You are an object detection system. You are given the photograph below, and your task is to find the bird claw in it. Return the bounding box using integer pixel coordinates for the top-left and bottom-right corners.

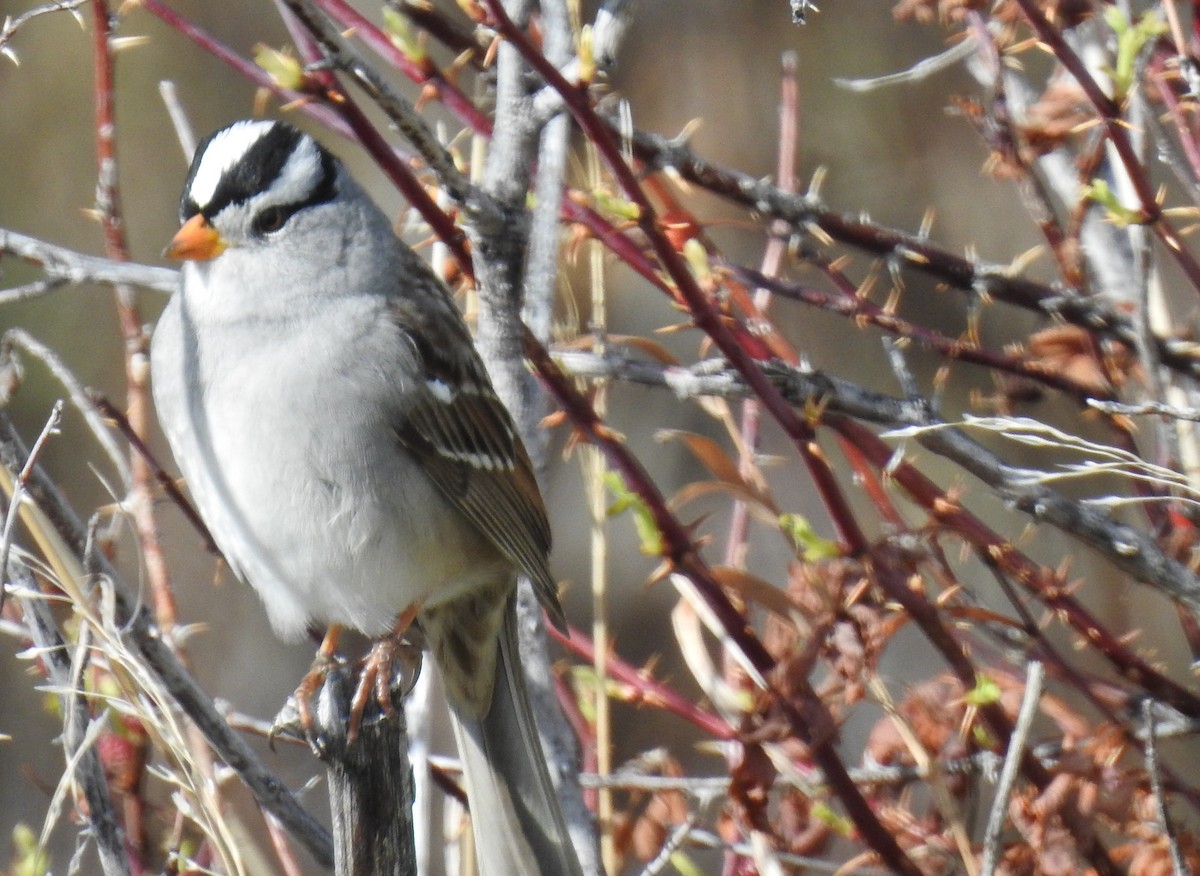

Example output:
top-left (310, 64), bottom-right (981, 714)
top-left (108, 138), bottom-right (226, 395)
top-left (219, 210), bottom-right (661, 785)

top-left (268, 636), bottom-right (423, 755)
top-left (269, 649), bottom-right (346, 756)
top-left (347, 636), bottom-right (422, 743)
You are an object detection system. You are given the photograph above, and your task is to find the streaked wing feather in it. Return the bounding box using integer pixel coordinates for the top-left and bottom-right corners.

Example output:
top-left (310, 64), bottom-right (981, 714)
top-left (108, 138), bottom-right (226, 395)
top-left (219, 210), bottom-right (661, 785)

top-left (389, 283), bottom-right (564, 628)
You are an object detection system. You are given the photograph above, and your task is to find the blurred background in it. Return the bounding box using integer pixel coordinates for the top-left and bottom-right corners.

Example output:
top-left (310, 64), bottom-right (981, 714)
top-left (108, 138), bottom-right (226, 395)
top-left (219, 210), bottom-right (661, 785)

top-left (1, 0), bottom-right (1181, 873)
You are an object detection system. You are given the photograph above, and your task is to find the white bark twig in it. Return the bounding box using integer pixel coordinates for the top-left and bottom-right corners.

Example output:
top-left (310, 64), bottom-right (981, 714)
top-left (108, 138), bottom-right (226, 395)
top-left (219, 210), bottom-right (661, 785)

top-left (0, 227), bottom-right (178, 296)
top-left (1088, 398), bottom-right (1200, 422)
top-left (639, 811), bottom-right (700, 876)
top-left (0, 400), bottom-right (63, 612)
top-left (981, 661), bottom-right (1045, 876)
top-left (158, 80), bottom-right (197, 160)
top-left (1142, 699), bottom-right (1190, 876)
top-left (2, 329), bottom-right (131, 488)
top-left (0, 0), bottom-right (86, 64)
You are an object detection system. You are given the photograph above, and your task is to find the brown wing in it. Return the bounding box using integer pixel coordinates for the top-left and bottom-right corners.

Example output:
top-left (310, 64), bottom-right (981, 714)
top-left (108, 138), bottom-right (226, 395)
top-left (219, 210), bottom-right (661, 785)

top-left (389, 280), bottom-right (565, 630)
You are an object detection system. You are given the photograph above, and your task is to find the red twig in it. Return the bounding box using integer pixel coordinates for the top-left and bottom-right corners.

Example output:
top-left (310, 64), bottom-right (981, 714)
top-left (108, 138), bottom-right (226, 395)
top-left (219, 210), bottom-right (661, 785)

top-left (274, 0), bottom-right (472, 273)
top-left (88, 0), bottom-right (165, 864)
top-left (731, 262), bottom-right (1117, 402)
top-left (481, 0), bottom-right (867, 559)
top-left (137, 0), bottom-right (349, 136)
top-left (1011, 0), bottom-right (1200, 296)
top-left (307, 0), bottom-right (493, 135)
top-left (831, 414), bottom-right (1200, 721)
top-left (522, 330), bottom-right (924, 876)
top-left (551, 624), bottom-right (735, 741)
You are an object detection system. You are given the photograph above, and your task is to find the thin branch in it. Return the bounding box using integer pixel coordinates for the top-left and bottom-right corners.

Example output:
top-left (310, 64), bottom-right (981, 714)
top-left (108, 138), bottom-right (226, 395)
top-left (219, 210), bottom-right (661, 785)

top-left (621, 127), bottom-right (1200, 382)
top-left (0, 227), bottom-right (178, 294)
top-left (981, 661), bottom-right (1045, 876)
top-left (306, 0), bottom-right (494, 135)
top-left (157, 80), bottom-right (196, 159)
top-left (138, 0), bottom-right (350, 135)
top-left (0, 0), bottom-right (86, 64)
top-left (0, 401), bottom-right (64, 613)
top-left (551, 623), bottom-right (734, 740)
top-left (6, 563), bottom-right (130, 876)
top-left (0, 410), bottom-right (336, 866)
top-left (889, 417), bottom-right (1200, 616)
top-left (2, 329), bottom-right (131, 488)
top-left (729, 262), bottom-right (1113, 402)
top-left (552, 348), bottom-right (923, 423)
top-left (639, 810), bottom-right (701, 876)
top-left (1087, 398), bottom-right (1200, 422)
top-left (89, 393), bottom-right (218, 556)
top-left (1142, 699), bottom-right (1190, 876)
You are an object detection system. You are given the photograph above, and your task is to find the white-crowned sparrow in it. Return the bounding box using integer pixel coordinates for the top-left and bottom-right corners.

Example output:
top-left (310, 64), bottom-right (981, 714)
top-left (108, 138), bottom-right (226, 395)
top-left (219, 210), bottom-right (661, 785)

top-left (150, 119), bottom-right (583, 875)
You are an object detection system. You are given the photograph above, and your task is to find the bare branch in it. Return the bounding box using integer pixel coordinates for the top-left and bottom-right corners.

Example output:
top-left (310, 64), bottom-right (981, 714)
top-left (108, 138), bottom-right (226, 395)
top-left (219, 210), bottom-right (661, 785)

top-left (0, 410), bottom-right (336, 867)
top-left (0, 0), bottom-right (86, 65)
top-left (1142, 699), bottom-right (1190, 876)
top-left (981, 661), bottom-right (1045, 876)
top-left (0, 228), bottom-right (178, 294)
top-left (6, 563), bottom-right (130, 876)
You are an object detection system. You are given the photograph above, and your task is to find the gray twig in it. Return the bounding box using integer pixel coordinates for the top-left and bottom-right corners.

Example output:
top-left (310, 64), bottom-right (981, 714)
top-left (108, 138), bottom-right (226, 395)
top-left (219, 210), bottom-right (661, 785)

top-left (981, 660), bottom-right (1044, 876)
top-left (158, 80), bottom-right (197, 160)
top-left (316, 664), bottom-right (417, 876)
top-left (1142, 699), bottom-right (1191, 876)
top-left (0, 410), bottom-right (335, 866)
top-left (0, 228), bottom-right (178, 295)
top-left (469, 1), bottom-right (599, 870)
top-left (519, 4), bottom-right (600, 867)
top-left (0, 0), bottom-right (86, 64)
top-left (6, 562), bottom-right (130, 875)
top-left (639, 811), bottom-right (700, 876)
top-left (902, 419), bottom-right (1200, 615)
top-left (551, 348), bottom-right (925, 424)
top-left (1087, 398), bottom-right (1200, 422)
top-left (2, 329), bottom-right (131, 488)
top-left (0, 400), bottom-right (63, 611)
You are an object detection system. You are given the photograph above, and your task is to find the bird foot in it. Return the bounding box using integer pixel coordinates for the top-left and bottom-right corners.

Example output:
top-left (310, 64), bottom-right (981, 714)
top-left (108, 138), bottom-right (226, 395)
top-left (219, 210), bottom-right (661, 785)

top-left (269, 647), bottom-right (347, 756)
top-left (268, 614), bottom-right (423, 755)
top-left (347, 635), bottom-right (422, 743)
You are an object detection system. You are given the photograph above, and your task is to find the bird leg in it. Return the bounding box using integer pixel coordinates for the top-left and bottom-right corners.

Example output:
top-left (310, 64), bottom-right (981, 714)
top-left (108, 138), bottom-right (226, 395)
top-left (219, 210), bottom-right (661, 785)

top-left (298, 624), bottom-right (342, 733)
top-left (347, 602), bottom-right (422, 743)
top-left (269, 624), bottom-right (344, 752)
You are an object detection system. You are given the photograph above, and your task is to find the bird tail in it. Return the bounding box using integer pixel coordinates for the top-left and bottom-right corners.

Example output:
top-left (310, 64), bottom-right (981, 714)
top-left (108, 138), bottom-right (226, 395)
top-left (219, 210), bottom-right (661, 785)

top-left (444, 598), bottom-right (584, 876)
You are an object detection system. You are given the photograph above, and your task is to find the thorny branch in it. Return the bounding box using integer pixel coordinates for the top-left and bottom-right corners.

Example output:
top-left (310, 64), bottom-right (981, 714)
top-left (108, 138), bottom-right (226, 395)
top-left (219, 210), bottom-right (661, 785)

top-left (0, 0), bottom-right (86, 64)
top-left (6, 0), bottom-right (1200, 872)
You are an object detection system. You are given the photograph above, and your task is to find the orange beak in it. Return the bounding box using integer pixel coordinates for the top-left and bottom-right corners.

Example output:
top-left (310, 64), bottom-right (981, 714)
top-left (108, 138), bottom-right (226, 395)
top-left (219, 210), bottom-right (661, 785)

top-left (164, 214), bottom-right (228, 261)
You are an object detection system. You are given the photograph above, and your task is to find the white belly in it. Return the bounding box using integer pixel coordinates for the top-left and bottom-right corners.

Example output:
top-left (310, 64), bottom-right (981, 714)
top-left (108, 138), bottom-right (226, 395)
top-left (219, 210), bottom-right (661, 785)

top-left (151, 289), bottom-right (506, 640)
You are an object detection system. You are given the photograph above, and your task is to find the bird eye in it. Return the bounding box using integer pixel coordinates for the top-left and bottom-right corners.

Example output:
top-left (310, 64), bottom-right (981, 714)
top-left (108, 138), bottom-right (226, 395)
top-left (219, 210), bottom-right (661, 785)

top-left (252, 205), bottom-right (291, 236)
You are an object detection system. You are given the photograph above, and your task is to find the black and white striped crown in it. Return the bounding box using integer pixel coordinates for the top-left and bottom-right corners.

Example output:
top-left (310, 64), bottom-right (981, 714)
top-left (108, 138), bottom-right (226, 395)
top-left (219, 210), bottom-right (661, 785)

top-left (180, 120), bottom-right (337, 223)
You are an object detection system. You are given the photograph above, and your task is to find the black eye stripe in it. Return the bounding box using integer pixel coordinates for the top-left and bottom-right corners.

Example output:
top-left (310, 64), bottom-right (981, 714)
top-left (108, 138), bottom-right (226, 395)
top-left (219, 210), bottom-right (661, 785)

top-left (180, 122), bottom-right (337, 223)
